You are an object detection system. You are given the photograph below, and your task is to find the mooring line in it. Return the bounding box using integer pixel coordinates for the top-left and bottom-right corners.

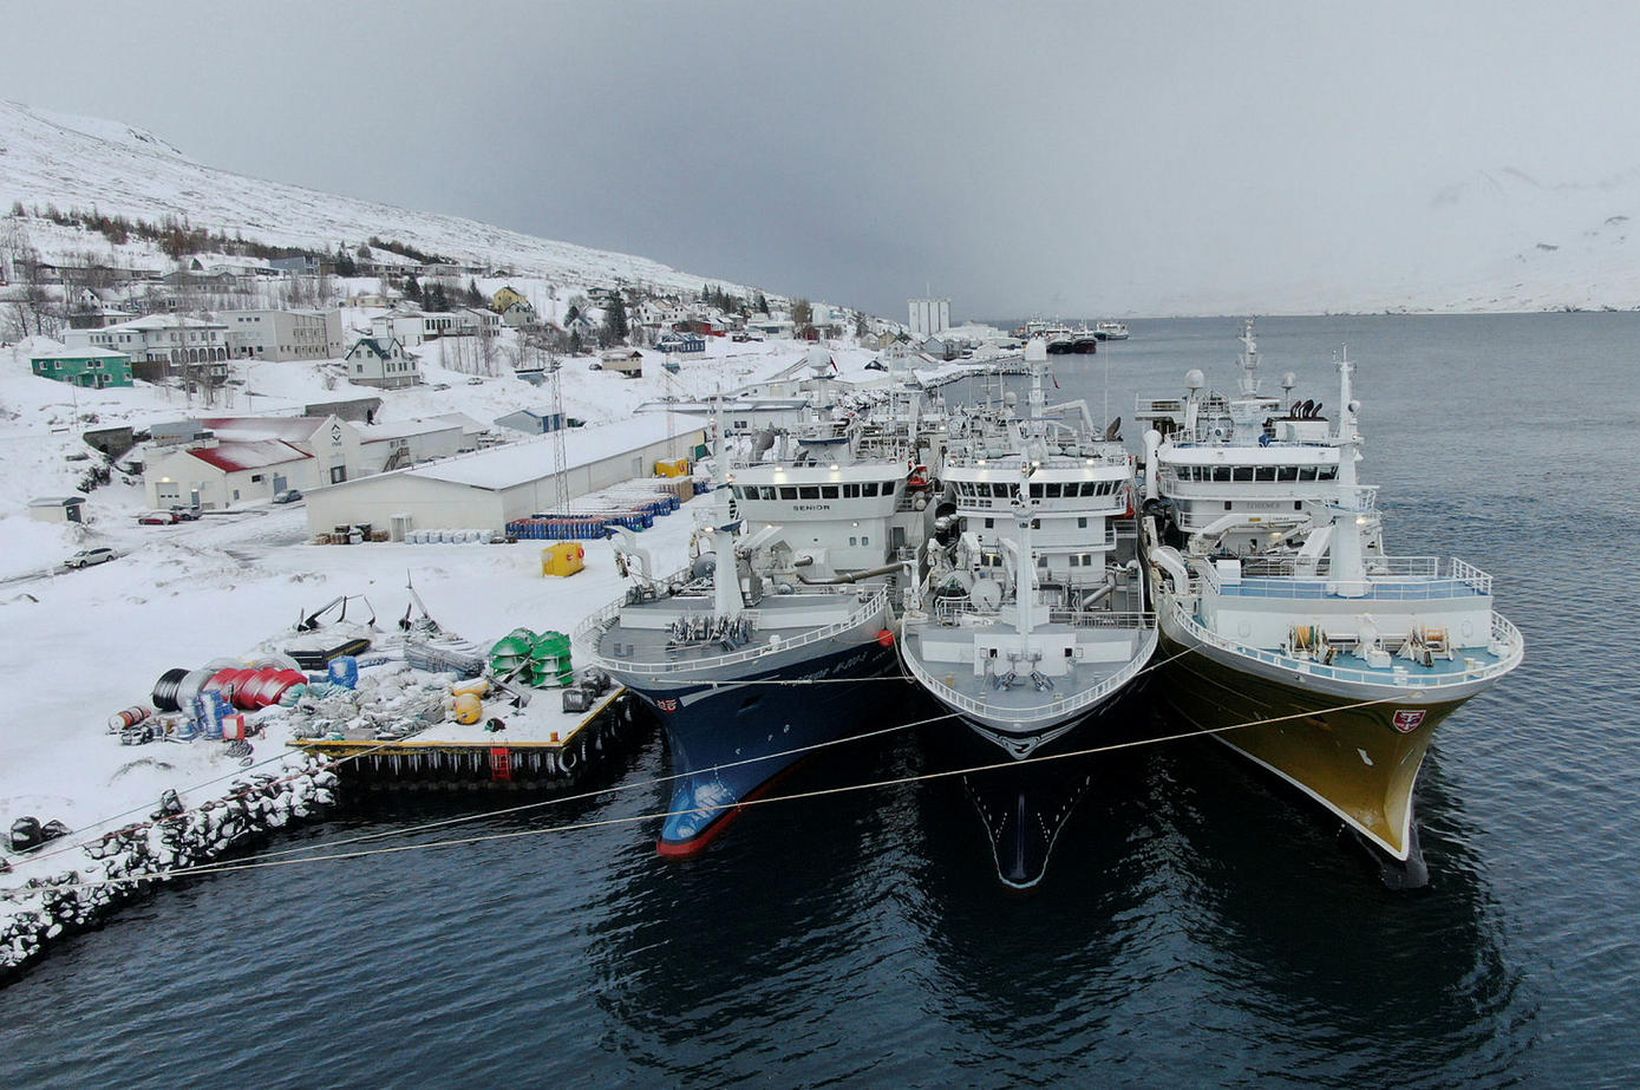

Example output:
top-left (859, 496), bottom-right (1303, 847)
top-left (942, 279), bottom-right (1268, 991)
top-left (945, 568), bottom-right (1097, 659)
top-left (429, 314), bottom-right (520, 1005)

top-left (14, 666), bottom-right (1411, 900)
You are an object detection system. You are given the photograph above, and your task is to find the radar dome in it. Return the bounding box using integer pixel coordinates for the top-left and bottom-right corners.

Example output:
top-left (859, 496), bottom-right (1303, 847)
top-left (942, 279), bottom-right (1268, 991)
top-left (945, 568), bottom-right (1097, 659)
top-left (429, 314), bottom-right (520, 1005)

top-left (1185, 368), bottom-right (1205, 390)
top-left (1282, 371), bottom-right (1297, 389)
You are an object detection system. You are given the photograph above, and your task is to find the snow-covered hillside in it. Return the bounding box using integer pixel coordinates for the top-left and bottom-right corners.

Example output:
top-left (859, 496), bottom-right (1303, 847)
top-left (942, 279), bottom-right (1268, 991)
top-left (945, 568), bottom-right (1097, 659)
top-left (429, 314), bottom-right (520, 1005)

top-left (0, 100), bottom-right (758, 297)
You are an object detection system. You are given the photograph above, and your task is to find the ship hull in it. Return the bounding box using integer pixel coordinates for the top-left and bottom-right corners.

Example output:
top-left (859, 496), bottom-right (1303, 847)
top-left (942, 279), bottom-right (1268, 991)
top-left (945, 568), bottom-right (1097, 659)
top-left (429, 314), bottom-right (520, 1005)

top-left (1155, 626), bottom-right (1466, 865)
top-left (623, 637), bottom-right (898, 856)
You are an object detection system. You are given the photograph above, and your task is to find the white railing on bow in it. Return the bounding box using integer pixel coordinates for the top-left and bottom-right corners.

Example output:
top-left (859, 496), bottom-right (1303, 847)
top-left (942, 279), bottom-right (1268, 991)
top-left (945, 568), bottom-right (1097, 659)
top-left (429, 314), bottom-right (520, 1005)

top-left (1172, 603), bottom-right (1523, 690)
top-left (583, 586), bottom-right (889, 677)
top-left (901, 625), bottom-right (1159, 726)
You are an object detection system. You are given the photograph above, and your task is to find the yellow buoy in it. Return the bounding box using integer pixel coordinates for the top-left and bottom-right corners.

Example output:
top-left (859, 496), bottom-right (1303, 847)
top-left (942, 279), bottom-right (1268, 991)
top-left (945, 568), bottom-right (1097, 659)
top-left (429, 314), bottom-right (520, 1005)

top-left (452, 692), bottom-right (483, 725)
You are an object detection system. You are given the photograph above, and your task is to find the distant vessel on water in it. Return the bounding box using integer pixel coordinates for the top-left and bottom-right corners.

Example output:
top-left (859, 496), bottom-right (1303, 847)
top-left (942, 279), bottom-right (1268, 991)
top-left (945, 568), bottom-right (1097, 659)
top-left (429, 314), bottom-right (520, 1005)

top-left (1137, 321), bottom-right (1523, 883)
top-left (1094, 321), bottom-right (1130, 341)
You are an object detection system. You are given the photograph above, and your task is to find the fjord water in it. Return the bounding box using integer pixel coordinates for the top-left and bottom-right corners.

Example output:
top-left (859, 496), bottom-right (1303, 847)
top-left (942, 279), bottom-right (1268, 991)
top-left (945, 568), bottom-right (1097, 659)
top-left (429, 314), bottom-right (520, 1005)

top-left (2, 314), bottom-right (1634, 1086)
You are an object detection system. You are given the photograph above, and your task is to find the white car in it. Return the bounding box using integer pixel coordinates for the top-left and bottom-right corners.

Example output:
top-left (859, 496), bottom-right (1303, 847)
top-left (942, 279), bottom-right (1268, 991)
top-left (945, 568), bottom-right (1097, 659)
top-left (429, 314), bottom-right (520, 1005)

top-left (66, 547), bottom-right (116, 569)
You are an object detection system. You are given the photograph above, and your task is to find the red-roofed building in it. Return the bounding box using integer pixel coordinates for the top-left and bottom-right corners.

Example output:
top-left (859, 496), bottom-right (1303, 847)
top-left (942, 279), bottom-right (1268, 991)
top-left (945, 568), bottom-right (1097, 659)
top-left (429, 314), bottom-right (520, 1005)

top-left (146, 439), bottom-right (314, 509)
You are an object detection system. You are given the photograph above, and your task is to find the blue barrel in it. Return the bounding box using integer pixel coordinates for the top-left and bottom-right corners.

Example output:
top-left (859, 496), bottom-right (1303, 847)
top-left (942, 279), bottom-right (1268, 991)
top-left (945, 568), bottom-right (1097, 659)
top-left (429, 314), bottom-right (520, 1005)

top-left (328, 655), bottom-right (359, 689)
top-left (193, 690), bottom-right (230, 740)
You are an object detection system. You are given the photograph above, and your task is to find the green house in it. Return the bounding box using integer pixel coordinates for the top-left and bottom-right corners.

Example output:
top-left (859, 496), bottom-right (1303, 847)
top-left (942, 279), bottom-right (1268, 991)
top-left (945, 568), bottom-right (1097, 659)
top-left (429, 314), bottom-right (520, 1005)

top-left (29, 347), bottom-right (134, 389)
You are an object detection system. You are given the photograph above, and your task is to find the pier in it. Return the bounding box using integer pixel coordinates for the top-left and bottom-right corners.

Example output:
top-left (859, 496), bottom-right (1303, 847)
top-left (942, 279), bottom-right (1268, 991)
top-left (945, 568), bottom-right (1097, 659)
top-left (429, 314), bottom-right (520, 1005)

top-left (290, 685), bottom-right (647, 790)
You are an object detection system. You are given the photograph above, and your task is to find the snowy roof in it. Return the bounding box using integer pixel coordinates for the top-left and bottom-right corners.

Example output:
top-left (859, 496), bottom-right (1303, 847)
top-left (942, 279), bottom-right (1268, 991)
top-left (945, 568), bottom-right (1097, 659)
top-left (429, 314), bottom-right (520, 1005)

top-left (357, 418), bottom-right (463, 443)
top-left (339, 414), bottom-right (708, 492)
top-left (199, 416), bottom-right (329, 442)
top-left (431, 412), bottom-right (487, 434)
top-left (28, 496), bottom-right (86, 507)
top-left (29, 346), bottom-right (130, 360)
top-left (108, 315), bottom-right (228, 332)
top-left (185, 440), bottom-right (311, 472)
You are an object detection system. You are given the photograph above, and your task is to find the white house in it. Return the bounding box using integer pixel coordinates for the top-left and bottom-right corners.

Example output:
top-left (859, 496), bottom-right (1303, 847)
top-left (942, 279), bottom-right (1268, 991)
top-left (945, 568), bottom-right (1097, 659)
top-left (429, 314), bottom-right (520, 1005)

top-left (746, 316), bottom-right (795, 338)
top-left (369, 307), bottom-right (500, 348)
top-left (68, 315), bottom-right (230, 366)
top-left (498, 300), bottom-right (538, 328)
top-left (343, 337), bottom-right (421, 389)
top-left (221, 309), bottom-right (345, 361)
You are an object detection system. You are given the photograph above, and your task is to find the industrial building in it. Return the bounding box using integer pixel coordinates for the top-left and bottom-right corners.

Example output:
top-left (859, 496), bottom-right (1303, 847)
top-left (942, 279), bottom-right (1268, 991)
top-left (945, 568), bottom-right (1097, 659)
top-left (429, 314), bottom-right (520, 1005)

top-left (908, 297), bottom-right (951, 338)
top-left (304, 415), bottom-right (708, 536)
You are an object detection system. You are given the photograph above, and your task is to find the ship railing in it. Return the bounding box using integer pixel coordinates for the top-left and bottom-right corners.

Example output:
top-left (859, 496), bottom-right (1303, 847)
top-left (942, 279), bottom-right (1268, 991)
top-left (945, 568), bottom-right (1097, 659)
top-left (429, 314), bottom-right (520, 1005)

top-left (1450, 557), bottom-right (1494, 595)
top-left (1235, 555), bottom-right (1443, 579)
top-left (901, 623), bottom-right (1160, 726)
top-left (582, 585), bottom-right (890, 677)
top-left (1172, 603), bottom-right (1523, 690)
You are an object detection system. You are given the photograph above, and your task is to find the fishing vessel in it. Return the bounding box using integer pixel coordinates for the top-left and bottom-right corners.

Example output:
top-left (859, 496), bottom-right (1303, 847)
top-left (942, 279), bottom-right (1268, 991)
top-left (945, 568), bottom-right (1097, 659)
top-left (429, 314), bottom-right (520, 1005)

top-left (900, 339), bottom-right (1156, 760)
top-left (585, 368), bottom-right (936, 857)
top-left (1094, 321), bottom-right (1130, 341)
top-left (1137, 325), bottom-right (1523, 882)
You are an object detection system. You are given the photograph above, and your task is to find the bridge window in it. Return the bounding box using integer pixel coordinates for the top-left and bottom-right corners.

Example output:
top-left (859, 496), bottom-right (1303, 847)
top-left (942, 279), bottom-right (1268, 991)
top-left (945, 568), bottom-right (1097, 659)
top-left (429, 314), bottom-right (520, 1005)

top-left (821, 485), bottom-right (839, 499)
top-left (799, 486), bottom-right (820, 499)
top-left (1319, 467), bottom-right (1338, 481)
top-left (1213, 467), bottom-right (1231, 482)
top-left (843, 483), bottom-right (860, 498)
top-left (1029, 483), bottom-right (1043, 498)
top-left (779, 486), bottom-right (798, 499)
top-left (1277, 466), bottom-right (1297, 482)
top-left (863, 482), bottom-right (879, 497)
top-left (1298, 467), bottom-right (1317, 482)
top-left (1045, 482), bottom-right (1061, 499)
top-left (1233, 467), bottom-right (1254, 482)
top-left (1255, 467), bottom-right (1276, 482)
top-left (992, 483), bottom-right (1010, 498)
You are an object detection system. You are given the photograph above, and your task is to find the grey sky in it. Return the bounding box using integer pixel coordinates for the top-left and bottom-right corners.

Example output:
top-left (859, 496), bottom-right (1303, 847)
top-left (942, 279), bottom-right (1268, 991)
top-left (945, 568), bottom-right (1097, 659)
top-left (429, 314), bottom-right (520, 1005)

top-left (7, 1), bottom-right (1640, 317)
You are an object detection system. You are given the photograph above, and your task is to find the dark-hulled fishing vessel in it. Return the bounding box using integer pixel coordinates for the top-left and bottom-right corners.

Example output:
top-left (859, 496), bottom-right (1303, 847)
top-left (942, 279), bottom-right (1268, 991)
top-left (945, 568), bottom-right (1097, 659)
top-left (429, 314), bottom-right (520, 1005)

top-left (585, 361), bottom-right (938, 855)
top-left (1138, 325), bottom-right (1523, 882)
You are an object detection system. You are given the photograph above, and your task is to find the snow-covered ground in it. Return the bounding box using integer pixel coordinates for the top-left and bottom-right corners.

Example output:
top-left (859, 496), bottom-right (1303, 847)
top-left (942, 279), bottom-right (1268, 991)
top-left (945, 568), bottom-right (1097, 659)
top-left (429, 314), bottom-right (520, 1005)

top-left (0, 334), bottom-right (886, 873)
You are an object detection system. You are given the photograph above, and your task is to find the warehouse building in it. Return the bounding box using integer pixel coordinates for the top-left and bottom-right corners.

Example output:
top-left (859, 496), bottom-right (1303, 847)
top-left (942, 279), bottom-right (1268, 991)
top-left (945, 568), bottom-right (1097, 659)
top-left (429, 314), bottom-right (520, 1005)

top-left (303, 415), bottom-right (708, 535)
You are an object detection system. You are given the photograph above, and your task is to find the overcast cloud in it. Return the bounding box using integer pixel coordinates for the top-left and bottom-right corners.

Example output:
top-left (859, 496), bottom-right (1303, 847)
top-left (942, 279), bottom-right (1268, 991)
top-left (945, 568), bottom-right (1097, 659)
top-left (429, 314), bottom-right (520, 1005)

top-left (6, 1), bottom-right (1640, 317)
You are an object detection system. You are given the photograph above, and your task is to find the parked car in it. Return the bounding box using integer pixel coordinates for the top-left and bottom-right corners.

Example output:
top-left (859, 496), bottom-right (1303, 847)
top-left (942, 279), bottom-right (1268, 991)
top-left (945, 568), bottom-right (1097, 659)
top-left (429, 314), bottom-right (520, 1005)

top-left (271, 489), bottom-right (303, 505)
top-left (169, 505), bottom-right (202, 521)
top-left (466, 376), bottom-right (484, 385)
top-left (65, 547), bottom-right (116, 569)
top-left (137, 511), bottom-right (178, 525)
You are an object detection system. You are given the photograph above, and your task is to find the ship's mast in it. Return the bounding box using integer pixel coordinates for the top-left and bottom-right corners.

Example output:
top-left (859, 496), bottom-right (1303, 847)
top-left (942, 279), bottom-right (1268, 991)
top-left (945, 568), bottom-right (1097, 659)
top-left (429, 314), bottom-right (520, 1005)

top-left (1236, 318), bottom-right (1261, 397)
top-left (710, 397), bottom-right (743, 620)
top-left (1326, 348), bottom-right (1368, 597)
top-left (1014, 472), bottom-right (1036, 646)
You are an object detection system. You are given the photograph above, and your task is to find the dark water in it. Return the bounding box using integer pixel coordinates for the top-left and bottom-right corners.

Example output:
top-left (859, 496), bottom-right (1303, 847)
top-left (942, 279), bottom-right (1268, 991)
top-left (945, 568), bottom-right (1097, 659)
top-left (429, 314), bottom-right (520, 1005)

top-left (3, 314), bottom-right (1636, 1086)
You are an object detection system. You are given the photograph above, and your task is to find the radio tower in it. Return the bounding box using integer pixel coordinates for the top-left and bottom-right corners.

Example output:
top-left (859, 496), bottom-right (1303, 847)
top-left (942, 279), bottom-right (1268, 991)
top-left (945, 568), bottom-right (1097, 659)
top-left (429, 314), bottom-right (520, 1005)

top-left (549, 352), bottom-right (570, 513)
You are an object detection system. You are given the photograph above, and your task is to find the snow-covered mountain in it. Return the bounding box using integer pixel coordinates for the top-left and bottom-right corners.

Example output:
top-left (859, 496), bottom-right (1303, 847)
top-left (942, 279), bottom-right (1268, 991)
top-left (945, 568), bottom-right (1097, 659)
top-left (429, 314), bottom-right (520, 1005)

top-left (0, 100), bottom-right (756, 296)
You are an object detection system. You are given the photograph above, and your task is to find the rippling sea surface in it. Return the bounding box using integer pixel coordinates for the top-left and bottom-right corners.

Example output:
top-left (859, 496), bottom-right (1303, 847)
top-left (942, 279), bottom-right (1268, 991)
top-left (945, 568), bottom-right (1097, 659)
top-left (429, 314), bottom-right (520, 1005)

top-left (3, 314), bottom-right (1636, 1087)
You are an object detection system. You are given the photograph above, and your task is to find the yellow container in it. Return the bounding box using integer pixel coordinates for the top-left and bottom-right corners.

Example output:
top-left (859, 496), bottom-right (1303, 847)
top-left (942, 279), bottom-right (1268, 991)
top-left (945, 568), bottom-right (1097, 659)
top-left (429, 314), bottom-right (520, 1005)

top-left (654, 458), bottom-right (691, 479)
top-left (451, 678), bottom-right (491, 698)
top-left (451, 693), bottom-right (483, 725)
top-left (541, 541), bottom-right (586, 578)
